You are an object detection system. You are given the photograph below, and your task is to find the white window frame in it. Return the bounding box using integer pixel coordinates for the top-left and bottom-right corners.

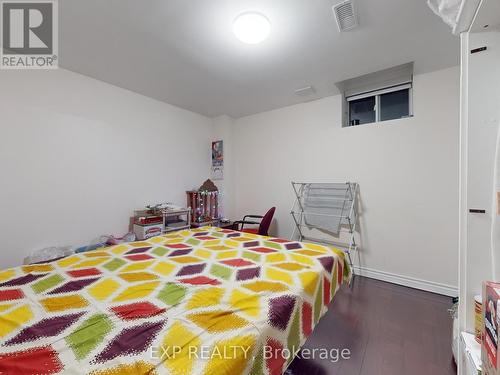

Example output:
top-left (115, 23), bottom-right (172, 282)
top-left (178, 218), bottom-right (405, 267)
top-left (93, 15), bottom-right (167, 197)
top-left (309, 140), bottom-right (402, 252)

top-left (346, 83), bottom-right (413, 126)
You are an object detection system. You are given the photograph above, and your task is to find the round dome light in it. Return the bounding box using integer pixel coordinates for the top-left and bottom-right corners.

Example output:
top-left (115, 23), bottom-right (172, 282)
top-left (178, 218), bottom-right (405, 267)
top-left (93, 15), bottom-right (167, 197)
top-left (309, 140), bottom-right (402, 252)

top-left (233, 12), bottom-right (271, 45)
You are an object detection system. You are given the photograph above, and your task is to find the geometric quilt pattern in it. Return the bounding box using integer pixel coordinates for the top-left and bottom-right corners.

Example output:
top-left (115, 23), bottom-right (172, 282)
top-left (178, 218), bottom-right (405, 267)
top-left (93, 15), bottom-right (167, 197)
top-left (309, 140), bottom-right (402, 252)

top-left (0, 227), bottom-right (351, 374)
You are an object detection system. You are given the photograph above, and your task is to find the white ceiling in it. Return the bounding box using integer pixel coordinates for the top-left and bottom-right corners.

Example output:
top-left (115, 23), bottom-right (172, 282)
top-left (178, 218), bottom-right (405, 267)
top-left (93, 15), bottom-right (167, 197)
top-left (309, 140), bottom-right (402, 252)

top-left (59, 0), bottom-right (459, 118)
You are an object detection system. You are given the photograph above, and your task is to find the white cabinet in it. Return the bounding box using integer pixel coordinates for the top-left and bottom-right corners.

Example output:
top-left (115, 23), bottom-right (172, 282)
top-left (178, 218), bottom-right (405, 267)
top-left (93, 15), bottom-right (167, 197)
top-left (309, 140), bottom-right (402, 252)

top-left (460, 28), bottom-right (500, 334)
top-left (458, 1), bottom-right (500, 374)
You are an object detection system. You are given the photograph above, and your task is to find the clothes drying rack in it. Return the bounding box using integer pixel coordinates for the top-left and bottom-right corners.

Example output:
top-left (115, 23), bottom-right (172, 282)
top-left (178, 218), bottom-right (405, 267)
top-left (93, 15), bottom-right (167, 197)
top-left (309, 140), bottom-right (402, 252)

top-left (290, 182), bottom-right (359, 273)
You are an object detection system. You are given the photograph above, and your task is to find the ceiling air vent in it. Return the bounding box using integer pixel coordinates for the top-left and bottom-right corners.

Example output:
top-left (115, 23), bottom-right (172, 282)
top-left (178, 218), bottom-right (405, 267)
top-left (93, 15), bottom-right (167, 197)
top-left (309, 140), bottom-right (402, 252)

top-left (332, 0), bottom-right (358, 32)
top-left (294, 86), bottom-right (316, 97)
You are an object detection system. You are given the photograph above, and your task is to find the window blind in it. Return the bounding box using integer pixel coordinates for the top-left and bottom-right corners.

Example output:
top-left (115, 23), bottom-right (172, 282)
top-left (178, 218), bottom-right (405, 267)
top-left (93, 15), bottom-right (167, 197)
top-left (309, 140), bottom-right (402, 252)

top-left (337, 62), bottom-right (414, 99)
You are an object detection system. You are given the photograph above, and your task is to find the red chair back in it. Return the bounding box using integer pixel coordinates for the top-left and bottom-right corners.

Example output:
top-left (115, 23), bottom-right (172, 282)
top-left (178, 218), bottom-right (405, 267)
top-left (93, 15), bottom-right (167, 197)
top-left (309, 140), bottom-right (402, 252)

top-left (258, 207), bottom-right (276, 236)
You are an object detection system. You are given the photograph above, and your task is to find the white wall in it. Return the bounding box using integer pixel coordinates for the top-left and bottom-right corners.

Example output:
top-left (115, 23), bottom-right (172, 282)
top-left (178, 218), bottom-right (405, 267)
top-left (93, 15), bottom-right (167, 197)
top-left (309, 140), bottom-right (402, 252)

top-left (0, 69), bottom-right (212, 268)
top-left (0, 66), bottom-right (461, 294)
top-left (232, 67), bottom-right (460, 293)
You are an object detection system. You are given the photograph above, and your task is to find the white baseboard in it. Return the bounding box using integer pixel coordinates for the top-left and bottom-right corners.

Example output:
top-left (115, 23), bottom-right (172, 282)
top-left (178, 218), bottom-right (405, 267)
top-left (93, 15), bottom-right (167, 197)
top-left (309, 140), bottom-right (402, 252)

top-left (352, 265), bottom-right (459, 297)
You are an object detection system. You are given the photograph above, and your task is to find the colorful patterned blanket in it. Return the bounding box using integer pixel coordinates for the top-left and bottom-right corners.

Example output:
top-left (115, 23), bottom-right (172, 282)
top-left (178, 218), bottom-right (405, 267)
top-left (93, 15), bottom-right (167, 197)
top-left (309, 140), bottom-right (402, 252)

top-left (0, 227), bottom-right (350, 375)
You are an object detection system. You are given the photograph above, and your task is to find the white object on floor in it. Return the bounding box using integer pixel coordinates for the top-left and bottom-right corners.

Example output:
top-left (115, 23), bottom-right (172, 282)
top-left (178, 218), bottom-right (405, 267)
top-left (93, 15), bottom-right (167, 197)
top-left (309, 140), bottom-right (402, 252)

top-left (23, 246), bottom-right (74, 265)
top-left (460, 332), bottom-right (482, 375)
top-left (133, 223), bottom-right (164, 240)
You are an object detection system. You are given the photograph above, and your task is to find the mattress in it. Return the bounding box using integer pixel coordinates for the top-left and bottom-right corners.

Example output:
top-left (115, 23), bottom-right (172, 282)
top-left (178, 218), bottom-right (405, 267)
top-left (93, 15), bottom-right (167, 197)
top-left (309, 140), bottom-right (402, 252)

top-left (0, 227), bottom-right (350, 375)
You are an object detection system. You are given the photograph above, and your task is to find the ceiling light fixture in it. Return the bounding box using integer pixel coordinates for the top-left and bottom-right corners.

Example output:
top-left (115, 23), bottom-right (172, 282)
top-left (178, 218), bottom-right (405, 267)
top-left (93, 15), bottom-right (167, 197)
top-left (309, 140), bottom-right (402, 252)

top-left (233, 12), bottom-right (271, 44)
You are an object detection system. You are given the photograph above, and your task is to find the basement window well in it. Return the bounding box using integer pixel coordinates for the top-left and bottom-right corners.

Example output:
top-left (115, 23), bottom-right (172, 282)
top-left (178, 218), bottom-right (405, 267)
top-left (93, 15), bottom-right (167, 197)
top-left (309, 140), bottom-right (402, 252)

top-left (337, 63), bottom-right (414, 127)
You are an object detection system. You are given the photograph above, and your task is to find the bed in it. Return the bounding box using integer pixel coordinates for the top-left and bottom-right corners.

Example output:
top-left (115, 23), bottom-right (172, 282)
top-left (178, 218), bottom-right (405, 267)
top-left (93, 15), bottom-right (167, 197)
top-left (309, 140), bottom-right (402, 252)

top-left (0, 227), bottom-right (350, 375)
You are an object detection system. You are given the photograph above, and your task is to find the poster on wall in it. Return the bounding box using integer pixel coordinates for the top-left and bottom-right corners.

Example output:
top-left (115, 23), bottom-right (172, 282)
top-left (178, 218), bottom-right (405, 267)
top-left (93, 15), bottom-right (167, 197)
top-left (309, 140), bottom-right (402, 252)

top-left (211, 140), bottom-right (223, 180)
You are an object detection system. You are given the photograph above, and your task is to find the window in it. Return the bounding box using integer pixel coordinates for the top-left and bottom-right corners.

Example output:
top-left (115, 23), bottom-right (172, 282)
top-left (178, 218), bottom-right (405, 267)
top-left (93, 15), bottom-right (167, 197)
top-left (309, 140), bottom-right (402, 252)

top-left (347, 84), bottom-right (412, 126)
top-left (336, 62), bottom-right (414, 127)
top-left (380, 87), bottom-right (410, 121)
top-left (348, 96), bottom-right (375, 126)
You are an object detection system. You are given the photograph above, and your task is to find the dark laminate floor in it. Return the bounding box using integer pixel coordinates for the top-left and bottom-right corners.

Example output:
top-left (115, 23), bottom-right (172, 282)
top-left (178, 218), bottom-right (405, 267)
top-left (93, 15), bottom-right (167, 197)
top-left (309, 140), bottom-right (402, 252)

top-left (288, 276), bottom-right (457, 375)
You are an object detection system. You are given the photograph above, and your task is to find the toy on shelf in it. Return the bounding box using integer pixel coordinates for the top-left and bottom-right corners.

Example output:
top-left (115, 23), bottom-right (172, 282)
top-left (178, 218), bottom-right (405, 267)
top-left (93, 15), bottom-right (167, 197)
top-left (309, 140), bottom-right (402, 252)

top-left (186, 179), bottom-right (220, 226)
